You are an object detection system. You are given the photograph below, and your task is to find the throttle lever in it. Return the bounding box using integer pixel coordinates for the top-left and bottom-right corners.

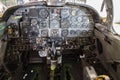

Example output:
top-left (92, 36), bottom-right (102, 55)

top-left (51, 41), bottom-right (56, 55)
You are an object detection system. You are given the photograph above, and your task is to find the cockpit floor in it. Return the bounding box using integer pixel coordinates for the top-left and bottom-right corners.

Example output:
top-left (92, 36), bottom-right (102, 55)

top-left (24, 62), bottom-right (83, 80)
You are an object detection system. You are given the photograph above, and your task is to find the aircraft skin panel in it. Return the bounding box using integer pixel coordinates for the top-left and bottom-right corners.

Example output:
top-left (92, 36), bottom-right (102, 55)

top-left (95, 24), bottom-right (120, 61)
top-left (94, 24), bottom-right (120, 79)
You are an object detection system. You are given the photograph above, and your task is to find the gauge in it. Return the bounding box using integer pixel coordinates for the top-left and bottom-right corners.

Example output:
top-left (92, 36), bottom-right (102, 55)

top-left (41, 30), bottom-right (48, 37)
top-left (77, 22), bottom-right (83, 28)
top-left (61, 29), bottom-right (69, 37)
top-left (82, 30), bottom-right (87, 36)
top-left (51, 29), bottom-right (59, 37)
top-left (51, 8), bottom-right (60, 14)
top-left (39, 8), bottom-right (49, 19)
top-left (36, 37), bottom-right (42, 44)
top-left (29, 37), bottom-right (34, 43)
top-left (70, 30), bottom-right (76, 35)
top-left (50, 19), bottom-right (60, 28)
top-left (76, 30), bottom-right (82, 36)
top-left (83, 16), bottom-right (89, 23)
top-left (82, 23), bottom-right (88, 28)
top-left (29, 27), bottom-right (39, 37)
top-left (39, 21), bottom-right (47, 28)
top-left (23, 28), bottom-right (28, 34)
top-left (29, 8), bottom-right (38, 17)
top-left (77, 16), bottom-right (83, 22)
top-left (61, 19), bottom-right (70, 28)
top-left (50, 14), bottom-right (60, 21)
top-left (87, 30), bottom-right (93, 36)
top-left (71, 8), bottom-right (78, 16)
top-left (71, 10), bottom-right (76, 16)
top-left (61, 8), bottom-right (70, 19)
top-left (77, 10), bottom-right (85, 16)
top-left (31, 19), bottom-right (38, 25)
top-left (70, 16), bottom-right (78, 25)
top-left (39, 51), bottom-right (47, 57)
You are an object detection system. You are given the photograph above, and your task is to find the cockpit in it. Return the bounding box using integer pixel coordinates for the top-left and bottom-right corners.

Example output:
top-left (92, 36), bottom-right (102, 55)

top-left (1, 0), bottom-right (119, 80)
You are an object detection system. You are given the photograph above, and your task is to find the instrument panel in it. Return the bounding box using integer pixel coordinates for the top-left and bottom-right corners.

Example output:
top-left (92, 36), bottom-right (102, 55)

top-left (5, 4), bottom-right (95, 55)
top-left (7, 5), bottom-right (94, 38)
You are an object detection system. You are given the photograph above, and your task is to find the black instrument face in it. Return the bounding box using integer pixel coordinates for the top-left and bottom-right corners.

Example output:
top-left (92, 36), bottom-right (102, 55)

top-left (29, 9), bottom-right (38, 17)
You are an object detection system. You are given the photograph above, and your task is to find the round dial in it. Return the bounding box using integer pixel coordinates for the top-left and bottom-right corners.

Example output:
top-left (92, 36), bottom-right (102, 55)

top-left (77, 22), bottom-right (83, 28)
top-left (77, 16), bottom-right (83, 22)
top-left (61, 8), bottom-right (70, 19)
top-left (77, 10), bottom-right (85, 16)
top-left (41, 30), bottom-right (48, 37)
top-left (23, 28), bottom-right (28, 34)
top-left (50, 19), bottom-right (59, 28)
top-left (39, 21), bottom-right (47, 28)
top-left (70, 16), bottom-right (77, 24)
top-left (83, 16), bottom-right (89, 23)
top-left (39, 51), bottom-right (47, 57)
top-left (70, 30), bottom-right (76, 35)
top-left (71, 8), bottom-right (78, 16)
top-left (82, 23), bottom-right (88, 28)
top-left (39, 8), bottom-right (49, 19)
top-left (31, 19), bottom-right (38, 26)
top-left (61, 29), bottom-right (69, 37)
top-left (76, 30), bottom-right (82, 36)
top-left (87, 30), bottom-right (93, 35)
top-left (29, 27), bottom-right (39, 37)
top-left (61, 19), bottom-right (70, 28)
top-left (51, 29), bottom-right (59, 37)
top-left (82, 30), bottom-right (87, 35)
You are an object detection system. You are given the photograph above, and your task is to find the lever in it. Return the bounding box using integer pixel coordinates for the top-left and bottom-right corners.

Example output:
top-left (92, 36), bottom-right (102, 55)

top-left (51, 41), bottom-right (56, 55)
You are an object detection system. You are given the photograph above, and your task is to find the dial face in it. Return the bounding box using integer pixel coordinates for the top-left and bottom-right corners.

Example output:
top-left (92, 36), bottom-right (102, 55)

top-left (77, 22), bottom-right (83, 28)
top-left (39, 8), bottom-right (49, 19)
top-left (82, 30), bottom-right (87, 35)
top-left (51, 29), bottom-right (59, 37)
top-left (29, 27), bottom-right (39, 37)
top-left (71, 16), bottom-right (77, 23)
top-left (61, 8), bottom-right (70, 19)
top-left (61, 19), bottom-right (70, 28)
top-left (71, 8), bottom-right (78, 16)
top-left (39, 51), bottom-right (47, 57)
top-left (77, 9), bottom-right (85, 16)
top-left (77, 16), bottom-right (83, 22)
top-left (23, 28), bottom-right (28, 34)
top-left (41, 30), bottom-right (48, 37)
top-left (82, 16), bottom-right (89, 23)
top-left (31, 19), bottom-right (38, 26)
top-left (70, 30), bottom-right (76, 35)
top-left (87, 30), bottom-right (93, 35)
top-left (50, 8), bottom-right (60, 20)
top-left (61, 29), bottom-right (69, 37)
top-left (39, 21), bottom-right (47, 28)
top-left (50, 19), bottom-right (60, 28)
top-left (76, 30), bottom-right (82, 36)
top-left (82, 23), bottom-right (88, 28)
